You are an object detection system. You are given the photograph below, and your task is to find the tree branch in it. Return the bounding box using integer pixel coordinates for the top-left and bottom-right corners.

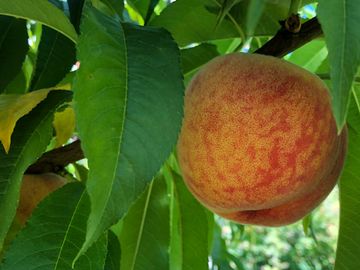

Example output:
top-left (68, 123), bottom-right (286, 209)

top-left (255, 17), bottom-right (322, 57)
top-left (26, 16), bottom-right (323, 174)
top-left (26, 140), bottom-right (84, 174)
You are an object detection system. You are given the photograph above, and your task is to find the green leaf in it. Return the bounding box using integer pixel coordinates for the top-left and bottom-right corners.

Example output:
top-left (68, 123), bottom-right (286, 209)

top-left (0, 90), bottom-right (72, 250)
top-left (347, 87), bottom-right (360, 133)
top-left (211, 222), bottom-right (245, 270)
top-left (0, 0), bottom-right (78, 43)
top-left (75, 233), bottom-right (108, 270)
top-left (3, 69), bottom-right (27, 94)
top-left (246, 0), bottom-right (266, 36)
top-left (181, 43), bottom-right (219, 75)
top-left (68, 0), bottom-right (85, 33)
top-left (30, 26), bottom-right (76, 90)
top-left (105, 231), bottom-right (121, 270)
top-left (73, 4), bottom-right (183, 257)
top-left (335, 92), bottom-right (360, 269)
top-left (0, 16), bottom-right (28, 93)
top-left (287, 40), bottom-right (328, 73)
top-left (100, 0), bottom-right (124, 17)
top-left (119, 176), bottom-right (170, 270)
top-left (0, 89), bottom-right (51, 152)
top-left (170, 170), bottom-right (209, 270)
top-left (1, 183), bottom-right (108, 270)
top-left (127, 0), bottom-right (159, 23)
top-left (150, 0), bottom-right (237, 47)
top-left (181, 43), bottom-right (219, 85)
top-left (302, 214), bottom-right (311, 236)
top-left (214, 0), bottom-right (242, 30)
top-left (317, 0), bottom-right (360, 130)
top-left (150, 0), bottom-right (300, 46)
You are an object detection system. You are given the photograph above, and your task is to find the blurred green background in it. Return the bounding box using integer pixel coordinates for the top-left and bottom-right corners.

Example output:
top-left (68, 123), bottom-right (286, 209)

top-left (211, 187), bottom-right (339, 270)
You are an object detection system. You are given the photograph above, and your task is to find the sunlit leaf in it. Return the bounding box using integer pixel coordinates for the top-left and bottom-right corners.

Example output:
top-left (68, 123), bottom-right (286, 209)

top-left (73, 3), bottom-right (183, 257)
top-left (127, 0), bottom-right (160, 24)
top-left (215, 0), bottom-right (242, 31)
top-left (0, 90), bottom-right (72, 250)
top-left (317, 0), bottom-right (360, 130)
top-left (0, 89), bottom-right (50, 152)
top-left (335, 90), bottom-right (360, 269)
top-left (120, 176), bottom-right (170, 270)
top-left (0, 0), bottom-right (78, 43)
top-left (168, 170), bottom-right (209, 270)
top-left (246, 0), bottom-right (266, 36)
top-left (150, 0), bottom-right (308, 46)
top-left (150, 0), bottom-right (237, 46)
top-left (53, 106), bottom-right (76, 147)
top-left (287, 40), bottom-right (328, 72)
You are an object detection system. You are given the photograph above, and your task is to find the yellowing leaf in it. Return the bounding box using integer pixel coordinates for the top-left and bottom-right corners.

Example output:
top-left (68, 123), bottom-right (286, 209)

top-left (0, 89), bottom-right (50, 153)
top-left (54, 71), bottom-right (76, 91)
top-left (53, 106), bottom-right (75, 147)
top-left (53, 83), bottom-right (72, 91)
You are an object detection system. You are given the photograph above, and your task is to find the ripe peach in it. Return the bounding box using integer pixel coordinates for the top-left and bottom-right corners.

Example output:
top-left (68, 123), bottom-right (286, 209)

top-left (177, 53), bottom-right (347, 226)
top-left (15, 173), bottom-right (67, 226)
top-left (1, 173), bottom-right (67, 254)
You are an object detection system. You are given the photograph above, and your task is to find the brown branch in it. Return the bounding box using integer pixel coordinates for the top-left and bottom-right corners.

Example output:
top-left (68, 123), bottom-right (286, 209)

top-left (26, 140), bottom-right (84, 174)
top-left (26, 17), bottom-right (323, 174)
top-left (255, 17), bottom-right (323, 58)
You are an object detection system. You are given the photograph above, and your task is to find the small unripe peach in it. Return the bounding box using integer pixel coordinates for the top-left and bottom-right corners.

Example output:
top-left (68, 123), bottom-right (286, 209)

top-left (177, 53), bottom-right (347, 226)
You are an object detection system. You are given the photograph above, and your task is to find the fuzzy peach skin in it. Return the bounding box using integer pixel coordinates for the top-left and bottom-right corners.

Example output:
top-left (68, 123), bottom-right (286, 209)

top-left (16, 173), bottom-right (67, 226)
top-left (177, 53), bottom-right (347, 226)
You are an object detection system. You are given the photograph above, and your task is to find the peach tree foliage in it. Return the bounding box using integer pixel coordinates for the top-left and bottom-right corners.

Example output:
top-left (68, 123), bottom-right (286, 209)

top-left (0, 0), bottom-right (358, 270)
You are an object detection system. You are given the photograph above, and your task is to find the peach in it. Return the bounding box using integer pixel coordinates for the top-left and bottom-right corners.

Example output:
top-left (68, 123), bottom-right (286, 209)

top-left (177, 53), bottom-right (347, 226)
top-left (1, 173), bottom-right (67, 254)
top-left (15, 173), bottom-right (67, 226)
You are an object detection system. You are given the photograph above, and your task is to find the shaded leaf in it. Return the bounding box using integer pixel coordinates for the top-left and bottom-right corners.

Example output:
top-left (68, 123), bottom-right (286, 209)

top-left (73, 163), bottom-right (89, 183)
top-left (101, 0), bottom-right (124, 17)
top-left (3, 69), bottom-right (27, 94)
top-left (1, 183), bottom-right (108, 270)
top-left (181, 43), bottom-right (219, 75)
top-left (30, 26), bottom-right (76, 91)
top-left (75, 233), bottom-right (108, 270)
top-left (211, 222), bottom-right (245, 270)
top-left (73, 3), bottom-right (183, 257)
top-left (53, 106), bottom-right (75, 147)
top-left (335, 91), bottom-right (360, 269)
top-left (68, 0), bottom-right (85, 33)
top-left (0, 90), bottom-right (72, 250)
top-left (169, 170), bottom-right (209, 270)
top-left (150, 0), bottom-right (305, 46)
top-left (105, 230), bottom-right (121, 270)
top-left (120, 176), bottom-right (170, 270)
top-left (150, 0), bottom-right (237, 46)
top-left (347, 87), bottom-right (360, 133)
top-left (0, 16), bottom-right (28, 93)
top-left (317, 0), bottom-right (360, 130)
top-left (0, 89), bottom-right (50, 152)
top-left (0, 0), bottom-right (78, 43)
top-left (215, 0), bottom-right (242, 31)
top-left (246, 0), bottom-right (266, 36)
